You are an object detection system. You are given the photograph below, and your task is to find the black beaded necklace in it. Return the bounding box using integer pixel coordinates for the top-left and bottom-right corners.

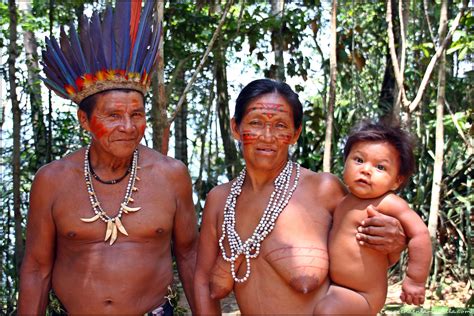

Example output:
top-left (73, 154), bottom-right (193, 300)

top-left (88, 154), bottom-right (132, 185)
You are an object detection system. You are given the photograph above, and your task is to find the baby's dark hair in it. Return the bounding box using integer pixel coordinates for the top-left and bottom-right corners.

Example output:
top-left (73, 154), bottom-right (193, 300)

top-left (343, 121), bottom-right (416, 189)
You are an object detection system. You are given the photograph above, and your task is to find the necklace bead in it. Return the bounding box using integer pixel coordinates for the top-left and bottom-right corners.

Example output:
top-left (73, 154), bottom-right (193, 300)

top-left (219, 161), bottom-right (300, 282)
top-left (81, 145), bottom-right (141, 245)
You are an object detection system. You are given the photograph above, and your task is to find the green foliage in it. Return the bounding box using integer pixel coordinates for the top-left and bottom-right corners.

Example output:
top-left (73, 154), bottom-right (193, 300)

top-left (447, 11), bottom-right (474, 60)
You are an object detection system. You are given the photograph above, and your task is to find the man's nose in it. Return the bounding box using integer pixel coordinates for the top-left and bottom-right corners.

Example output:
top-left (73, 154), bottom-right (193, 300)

top-left (120, 116), bottom-right (134, 132)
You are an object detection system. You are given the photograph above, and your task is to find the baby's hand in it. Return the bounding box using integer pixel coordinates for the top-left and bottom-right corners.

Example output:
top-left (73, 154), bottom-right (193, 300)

top-left (400, 276), bottom-right (426, 305)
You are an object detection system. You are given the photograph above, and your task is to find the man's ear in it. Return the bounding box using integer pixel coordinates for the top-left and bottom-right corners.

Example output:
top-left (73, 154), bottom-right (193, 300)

top-left (231, 118), bottom-right (241, 141)
top-left (77, 109), bottom-right (91, 132)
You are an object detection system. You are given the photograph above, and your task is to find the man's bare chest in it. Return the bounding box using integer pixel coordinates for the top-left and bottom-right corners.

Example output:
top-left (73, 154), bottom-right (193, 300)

top-left (51, 179), bottom-right (177, 242)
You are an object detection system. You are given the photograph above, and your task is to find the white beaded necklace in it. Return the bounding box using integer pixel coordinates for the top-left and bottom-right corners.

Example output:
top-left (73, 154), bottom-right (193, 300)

top-left (219, 160), bottom-right (300, 283)
top-left (80, 144), bottom-right (141, 245)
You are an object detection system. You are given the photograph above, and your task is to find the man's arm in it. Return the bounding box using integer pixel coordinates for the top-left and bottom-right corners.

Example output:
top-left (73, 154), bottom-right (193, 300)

top-left (194, 187), bottom-right (224, 315)
top-left (356, 204), bottom-right (407, 254)
top-left (171, 162), bottom-right (199, 313)
top-left (18, 166), bottom-right (57, 314)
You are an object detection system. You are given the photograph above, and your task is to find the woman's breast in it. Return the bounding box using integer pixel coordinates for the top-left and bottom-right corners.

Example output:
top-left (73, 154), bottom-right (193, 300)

top-left (259, 204), bottom-right (332, 294)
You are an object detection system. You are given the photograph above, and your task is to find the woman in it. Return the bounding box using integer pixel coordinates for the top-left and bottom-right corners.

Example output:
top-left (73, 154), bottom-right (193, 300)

top-left (194, 79), bottom-right (405, 314)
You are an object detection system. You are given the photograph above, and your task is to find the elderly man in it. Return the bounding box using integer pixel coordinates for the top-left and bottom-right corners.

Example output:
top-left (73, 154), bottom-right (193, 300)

top-left (18, 1), bottom-right (197, 314)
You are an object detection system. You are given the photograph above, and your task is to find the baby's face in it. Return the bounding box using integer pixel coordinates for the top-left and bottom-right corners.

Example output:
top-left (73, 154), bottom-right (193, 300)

top-left (343, 141), bottom-right (403, 199)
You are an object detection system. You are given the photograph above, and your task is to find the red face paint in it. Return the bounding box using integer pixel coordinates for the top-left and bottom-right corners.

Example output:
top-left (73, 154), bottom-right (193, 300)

top-left (276, 133), bottom-right (292, 144)
top-left (89, 116), bottom-right (109, 140)
top-left (246, 103), bottom-right (288, 119)
top-left (138, 123), bottom-right (146, 136)
top-left (242, 130), bottom-right (258, 145)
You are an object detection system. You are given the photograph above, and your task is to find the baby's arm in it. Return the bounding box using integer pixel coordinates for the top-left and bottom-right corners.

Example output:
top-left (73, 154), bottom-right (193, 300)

top-left (379, 194), bottom-right (432, 305)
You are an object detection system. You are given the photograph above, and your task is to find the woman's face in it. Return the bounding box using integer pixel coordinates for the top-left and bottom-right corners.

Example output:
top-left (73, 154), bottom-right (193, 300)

top-left (231, 93), bottom-right (302, 171)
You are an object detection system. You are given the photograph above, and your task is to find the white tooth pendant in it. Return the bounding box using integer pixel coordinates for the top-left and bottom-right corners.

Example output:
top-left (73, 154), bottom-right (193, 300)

top-left (115, 217), bottom-right (128, 236)
top-left (109, 222), bottom-right (118, 245)
top-left (104, 220), bottom-right (114, 241)
top-left (81, 145), bottom-right (141, 245)
top-left (80, 213), bottom-right (100, 223)
top-left (121, 203), bottom-right (141, 213)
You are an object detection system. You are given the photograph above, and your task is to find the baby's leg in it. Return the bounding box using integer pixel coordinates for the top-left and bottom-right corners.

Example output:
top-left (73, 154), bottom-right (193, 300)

top-left (314, 285), bottom-right (374, 315)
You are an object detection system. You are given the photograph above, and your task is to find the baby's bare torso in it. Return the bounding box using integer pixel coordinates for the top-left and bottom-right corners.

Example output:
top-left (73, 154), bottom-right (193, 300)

top-left (329, 194), bottom-right (390, 309)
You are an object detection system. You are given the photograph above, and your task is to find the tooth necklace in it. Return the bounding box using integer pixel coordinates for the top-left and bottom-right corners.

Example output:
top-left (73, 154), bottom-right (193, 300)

top-left (219, 160), bottom-right (300, 283)
top-left (80, 144), bottom-right (141, 245)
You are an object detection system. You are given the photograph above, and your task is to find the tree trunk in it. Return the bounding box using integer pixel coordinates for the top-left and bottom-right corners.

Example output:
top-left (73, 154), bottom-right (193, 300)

top-left (323, 0), bottom-right (337, 172)
top-left (428, 0), bottom-right (448, 242)
top-left (20, 1), bottom-right (48, 170)
top-left (8, 0), bottom-right (24, 276)
top-left (379, 0), bottom-right (400, 124)
top-left (195, 81), bottom-right (215, 212)
top-left (213, 5), bottom-right (240, 179)
top-left (270, 0), bottom-right (285, 81)
top-left (152, 0), bottom-right (170, 154)
top-left (46, 0), bottom-right (55, 162)
top-left (174, 69), bottom-right (188, 165)
top-left (0, 45), bottom-right (5, 309)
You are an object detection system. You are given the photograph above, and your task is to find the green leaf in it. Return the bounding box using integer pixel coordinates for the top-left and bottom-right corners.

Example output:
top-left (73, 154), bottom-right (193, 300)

top-left (458, 46), bottom-right (469, 60)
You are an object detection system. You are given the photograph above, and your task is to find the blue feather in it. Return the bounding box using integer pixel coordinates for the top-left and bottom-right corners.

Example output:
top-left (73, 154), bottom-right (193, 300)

top-left (101, 6), bottom-right (114, 69)
top-left (90, 11), bottom-right (107, 70)
top-left (129, 0), bottom-right (155, 72)
top-left (134, 23), bottom-right (151, 73)
top-left (47, 37), bottom-right (77, 88)
top-left (142, 22), bottom-right (161, 74)
top-left (113, 0), bottom-right (131, 70)
top-left (41, 60), bottom-right (65, 87)
top-left (41, 77), bottom-right (68, 98)
top-left (69, 22), bottom-right (88, 73)
top-left (79, 15), bottom-right (94, 73)
top-left (41, 49), bottom-right (63, 81)
top-left (59, 26), bottom-right (81, 77)
top-left (141, 31), bottom-right (156, 74)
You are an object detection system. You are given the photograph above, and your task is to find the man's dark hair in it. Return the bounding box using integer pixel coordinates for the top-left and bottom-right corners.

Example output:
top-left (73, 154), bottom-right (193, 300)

top-left (79, 89), bottom-right (145, 119)
top-left (234, 79), bottom-right (303, 129)
top-left (343, 120), bottom-right (416, 189)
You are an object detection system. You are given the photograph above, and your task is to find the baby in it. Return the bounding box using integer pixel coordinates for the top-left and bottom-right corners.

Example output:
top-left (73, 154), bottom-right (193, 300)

top-left (315, 121), bottom-right (432, 315)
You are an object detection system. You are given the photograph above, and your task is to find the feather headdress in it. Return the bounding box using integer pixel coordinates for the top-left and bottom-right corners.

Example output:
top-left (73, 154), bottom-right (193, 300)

top-left (41, 0), bottom-right (161, 104)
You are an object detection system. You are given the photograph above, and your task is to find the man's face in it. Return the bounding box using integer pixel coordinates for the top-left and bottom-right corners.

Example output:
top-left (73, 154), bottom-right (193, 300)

top-left (79, 90), bottom-right (146, 158)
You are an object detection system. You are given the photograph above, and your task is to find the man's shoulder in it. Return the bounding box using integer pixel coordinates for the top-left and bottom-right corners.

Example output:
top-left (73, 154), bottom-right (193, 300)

top-left (34, 148), bottom-right (84, 181)
top-left (139, 145), bottom-right (189, 178)
top-left (30, 148), bottom-right (84, 201)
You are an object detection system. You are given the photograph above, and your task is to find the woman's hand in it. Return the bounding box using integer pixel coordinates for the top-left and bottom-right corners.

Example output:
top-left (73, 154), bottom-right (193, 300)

top-left (356, 205), bottom-right (407, 254)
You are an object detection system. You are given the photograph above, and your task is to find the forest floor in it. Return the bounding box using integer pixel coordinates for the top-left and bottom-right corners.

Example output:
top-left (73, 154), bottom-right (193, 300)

top-left (175, 275), bottom-right (472, 315)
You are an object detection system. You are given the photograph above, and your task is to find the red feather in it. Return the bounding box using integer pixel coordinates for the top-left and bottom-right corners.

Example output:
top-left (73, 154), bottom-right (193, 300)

top-left (129, 0), bottom-right (142, 54)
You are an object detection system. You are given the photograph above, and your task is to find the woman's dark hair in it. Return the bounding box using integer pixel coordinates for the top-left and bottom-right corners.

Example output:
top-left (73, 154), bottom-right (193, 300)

top-left (234, 79), bottom-right (303, 129)
top-left (343, 120), bottom-right (416, 189)
top-left (79, 89), bottom-right (145, 119)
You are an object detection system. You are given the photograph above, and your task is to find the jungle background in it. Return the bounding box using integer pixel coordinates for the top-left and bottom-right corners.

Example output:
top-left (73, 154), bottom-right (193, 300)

top-left (0, 0), bottom-right (472, 314)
